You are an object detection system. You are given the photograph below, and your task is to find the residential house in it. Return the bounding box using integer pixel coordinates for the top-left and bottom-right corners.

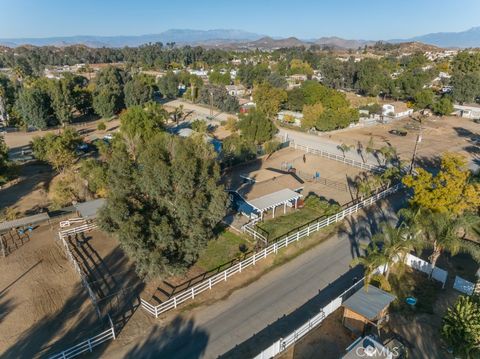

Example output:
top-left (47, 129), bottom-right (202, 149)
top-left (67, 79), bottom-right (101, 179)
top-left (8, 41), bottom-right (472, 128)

top-left (382, 102), bottom-right (413, 119)
top-left (226, 84), bottom-right (246, 97)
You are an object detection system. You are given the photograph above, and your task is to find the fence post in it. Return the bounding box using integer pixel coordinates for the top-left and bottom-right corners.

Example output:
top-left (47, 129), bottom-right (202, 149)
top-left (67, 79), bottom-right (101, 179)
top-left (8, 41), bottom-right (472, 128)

top-left (224, 271), bottom-right (227, 281)
top-left (88, 338), bottom-right (93, 352)
top-left (253, 253), bottom-right (256, 265)
top-left (264, 248), bottom-right (267, 258)
top-left (174, 297), bottom-right (177, 308)
top-left (108, 314), bottom-right (116, 340)
top-left (239, 261), bottom-right (242, 273)
top-left (209, 278), bottom-right (212, 289)
top-left (191, 287), bottom-right (195, 299)
top-left (296, 231), bottom-right (300, 241)
top-left (274, 242), bottom-right (277, 254)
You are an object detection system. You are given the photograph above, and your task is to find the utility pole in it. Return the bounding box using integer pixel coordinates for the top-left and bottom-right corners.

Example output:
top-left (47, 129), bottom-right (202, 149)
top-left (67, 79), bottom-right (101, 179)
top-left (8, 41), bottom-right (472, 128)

top-left (410, 130), bottom-right (422, 174)
top-left (209, 92), bottom-right (214, 118)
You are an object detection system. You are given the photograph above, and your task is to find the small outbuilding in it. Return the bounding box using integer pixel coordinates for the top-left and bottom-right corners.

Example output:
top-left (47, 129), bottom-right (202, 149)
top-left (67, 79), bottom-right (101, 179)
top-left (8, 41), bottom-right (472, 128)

top-left (342, 285), bottom-right (396, 336)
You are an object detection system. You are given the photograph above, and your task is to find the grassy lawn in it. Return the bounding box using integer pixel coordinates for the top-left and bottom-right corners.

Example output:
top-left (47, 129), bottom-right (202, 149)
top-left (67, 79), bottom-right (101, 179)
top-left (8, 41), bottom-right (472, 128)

top-left (388, 266), bottom-right (441, 315)
top-left (256, 207), bottom-right (324, 240)
top-left (196, 230), bottom-right (251, 272)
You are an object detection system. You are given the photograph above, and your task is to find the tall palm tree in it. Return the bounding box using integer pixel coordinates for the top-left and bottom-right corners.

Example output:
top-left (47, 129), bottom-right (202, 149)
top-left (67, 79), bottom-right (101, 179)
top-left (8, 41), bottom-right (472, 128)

top-left (399, 208), bottom-right (480, 269)
top-left (371, 223), bottom-right (419, 281)
top-left (352, 222), bottom-right (418, 288)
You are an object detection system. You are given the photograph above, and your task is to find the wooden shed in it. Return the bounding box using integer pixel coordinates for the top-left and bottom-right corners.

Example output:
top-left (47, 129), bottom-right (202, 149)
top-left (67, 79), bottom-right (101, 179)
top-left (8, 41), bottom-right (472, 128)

top-left (342, 285), bottom-right (396, 336)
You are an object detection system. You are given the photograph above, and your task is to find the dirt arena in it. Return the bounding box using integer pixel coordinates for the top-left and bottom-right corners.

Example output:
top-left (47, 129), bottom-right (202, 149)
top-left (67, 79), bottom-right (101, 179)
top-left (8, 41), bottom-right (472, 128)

top-left (0, 223), bottom-right (100, 358)
top-left (224, 147), bottom-right (375, 206)
top-left (327, 115), bottom-right (479, 167)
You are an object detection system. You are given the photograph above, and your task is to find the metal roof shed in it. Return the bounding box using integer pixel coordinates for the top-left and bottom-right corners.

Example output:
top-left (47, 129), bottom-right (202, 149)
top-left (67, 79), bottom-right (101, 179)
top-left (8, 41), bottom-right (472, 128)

top-left (74, 199), bottom-right (106, 219)
top-left (342, 285), bottom-right (396, 335)
top-left (0, 212), bottom-right (50, 233)
top-left (343, 285), bottom-right (396, 321)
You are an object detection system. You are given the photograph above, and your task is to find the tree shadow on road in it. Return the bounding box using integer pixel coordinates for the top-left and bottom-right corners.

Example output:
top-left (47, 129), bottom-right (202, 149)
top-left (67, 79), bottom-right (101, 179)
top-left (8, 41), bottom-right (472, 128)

top-left (123, 316), bottom-right (209, 359)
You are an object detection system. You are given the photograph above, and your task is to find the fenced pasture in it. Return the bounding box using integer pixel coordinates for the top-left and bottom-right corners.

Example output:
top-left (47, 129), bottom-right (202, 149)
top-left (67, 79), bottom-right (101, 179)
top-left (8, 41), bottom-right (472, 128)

top-left (0, 223), bottom-right (100, 359)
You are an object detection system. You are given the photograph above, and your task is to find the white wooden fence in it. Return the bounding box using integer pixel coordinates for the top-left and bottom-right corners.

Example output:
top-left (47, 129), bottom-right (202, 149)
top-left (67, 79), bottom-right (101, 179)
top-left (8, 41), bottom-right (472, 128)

top-left (404, 253), bottom-right (448, 287)
top-left (453, 276), bottom-right (475, 295)
top-left (48, 319), bottom-right (115, 359)
top-left (140, 184), bottom-right (401, 318)
top-left (57, 223), bottom-right (101, 317)
top-left (290, 141), bottom-right (382, 172)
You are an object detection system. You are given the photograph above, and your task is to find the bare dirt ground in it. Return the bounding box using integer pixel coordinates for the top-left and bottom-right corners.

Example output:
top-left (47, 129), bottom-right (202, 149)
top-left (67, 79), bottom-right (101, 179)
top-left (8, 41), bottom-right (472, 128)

top-left (0, 163), bottom-right (53, 215)
top-left (326, 115), bottom-right (480, 168)
top-left (224, 147), bottom-right (373, 206)
top-left (0, 223), bottom-right (100, 358)
top-left (67, 229), bottom-right (143, 321)
top-left (4, 118), bottom-right (120, 151)
top-left (278, 308), bottom-right (355, 359)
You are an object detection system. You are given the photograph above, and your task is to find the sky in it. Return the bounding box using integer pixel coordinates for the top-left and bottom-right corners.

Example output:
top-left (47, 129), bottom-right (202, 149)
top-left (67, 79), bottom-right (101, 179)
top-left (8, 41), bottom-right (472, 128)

top-left (1, 0), bottom-right (480, 40)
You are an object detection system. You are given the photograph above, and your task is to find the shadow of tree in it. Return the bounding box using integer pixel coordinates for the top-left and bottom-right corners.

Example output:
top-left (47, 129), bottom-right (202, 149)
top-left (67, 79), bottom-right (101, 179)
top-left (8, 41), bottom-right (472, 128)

top-left (124, 316), bottom-right (209, 359)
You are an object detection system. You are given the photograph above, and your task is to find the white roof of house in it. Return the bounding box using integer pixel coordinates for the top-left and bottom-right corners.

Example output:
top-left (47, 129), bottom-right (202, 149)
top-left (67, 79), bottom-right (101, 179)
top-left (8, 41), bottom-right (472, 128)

top-left (247, 188), bottom-right (302, 212)
top-left (454, 104), bottom-right (480, 111)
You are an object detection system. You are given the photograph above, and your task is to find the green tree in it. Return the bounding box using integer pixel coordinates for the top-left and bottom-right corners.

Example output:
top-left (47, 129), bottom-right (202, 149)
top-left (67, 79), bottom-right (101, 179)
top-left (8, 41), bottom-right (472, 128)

top-left (238, 110), bottom-right (277, 144)
top-left (124, 74), bottom-right (155, 108)
top-left (451, 72), bottom-right (480, 104)
top-left (92, 66), bottom-right (125, 118)
top-left (208, 71), bottom-right (231, 86)
top-left (413, 89), bottom-right (434, 110)
top-left (442, 295), bottom-right (480, 358)
top-left (302, 103), bottom-right (324, 130)
top-left (253, 83), bottom-right (287, 119)
top-left (286, 88), bottom-right (305, 111)
top-left (16, 86), bottom-right (55, 129)
top-left (403, 153), bottom-right (480, 215)
top-left (31, 128), bottom-right (82, 171)
top-left (99, 133), bottom-right (228, 278)
top-left (157, 71), bottom-right (179, 99)
top-left (120, 103), bottom-right (167, 158)
top-left (432, 97), bottom-right (454, 116)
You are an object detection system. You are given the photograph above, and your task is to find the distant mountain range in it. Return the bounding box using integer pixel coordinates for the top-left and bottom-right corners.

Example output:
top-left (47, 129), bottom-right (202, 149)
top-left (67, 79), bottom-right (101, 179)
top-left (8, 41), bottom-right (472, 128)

top-left (1, 27), bottom-right (480, 49)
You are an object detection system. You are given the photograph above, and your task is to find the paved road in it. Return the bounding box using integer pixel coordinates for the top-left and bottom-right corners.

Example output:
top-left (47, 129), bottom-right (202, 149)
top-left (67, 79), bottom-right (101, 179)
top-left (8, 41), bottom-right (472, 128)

top-left (278, 128), bottom-right (380, 167)
top-left (103, 193), bottom-right (404, 359)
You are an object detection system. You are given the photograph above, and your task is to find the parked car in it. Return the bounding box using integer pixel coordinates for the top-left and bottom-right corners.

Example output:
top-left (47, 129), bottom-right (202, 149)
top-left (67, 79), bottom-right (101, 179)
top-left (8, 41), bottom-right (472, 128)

top-left (103, 133), bottom-right (113, 141)
top-left (389, 129), bottom-right (408, 136)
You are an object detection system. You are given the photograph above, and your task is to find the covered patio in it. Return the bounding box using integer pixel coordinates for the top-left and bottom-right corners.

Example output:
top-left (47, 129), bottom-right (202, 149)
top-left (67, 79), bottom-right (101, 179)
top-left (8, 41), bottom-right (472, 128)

top-left (248, 188), bottom-right (303, 219)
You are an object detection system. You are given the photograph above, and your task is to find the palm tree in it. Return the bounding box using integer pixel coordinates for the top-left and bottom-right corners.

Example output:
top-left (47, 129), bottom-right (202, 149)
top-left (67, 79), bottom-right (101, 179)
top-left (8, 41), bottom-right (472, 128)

top-left (353, 222), bottom-right (420, 290)
top-left (371, 223), bottom-right (419, 280)
top-left (352, 246), bottom-right (390, 290)
top-left (400, 208), bottom-right (480, 269)
top-left (337, 143), bottom-right (353, 158)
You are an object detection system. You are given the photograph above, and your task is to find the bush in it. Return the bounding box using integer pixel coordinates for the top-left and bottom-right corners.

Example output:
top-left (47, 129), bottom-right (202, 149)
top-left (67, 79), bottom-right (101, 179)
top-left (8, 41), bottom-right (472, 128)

top-left (97, 121), bottom-right (106, 131)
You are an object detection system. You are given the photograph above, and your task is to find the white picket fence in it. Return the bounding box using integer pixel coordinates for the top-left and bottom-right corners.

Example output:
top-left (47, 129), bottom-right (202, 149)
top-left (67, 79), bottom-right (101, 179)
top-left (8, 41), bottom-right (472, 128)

top-left (290, 141), bottom-right (382, 172)
top-left (453, 276), bottom-right (475, 295)
top-left (57, 223), bottom-right (101, 317)
top-left (48, 320), bottom-right (115, 359)
top-left (140, 184), bottom-right (401, 318)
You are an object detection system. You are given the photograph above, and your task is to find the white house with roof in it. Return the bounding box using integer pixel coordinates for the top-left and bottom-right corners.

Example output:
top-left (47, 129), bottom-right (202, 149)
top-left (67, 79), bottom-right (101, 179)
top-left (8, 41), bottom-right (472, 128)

top-left (226, 84), bottom-right (246, 97)
top-left (453, 104), bottom-right (480, 119)
top-left (382, 102), bottom-right (413, 119)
